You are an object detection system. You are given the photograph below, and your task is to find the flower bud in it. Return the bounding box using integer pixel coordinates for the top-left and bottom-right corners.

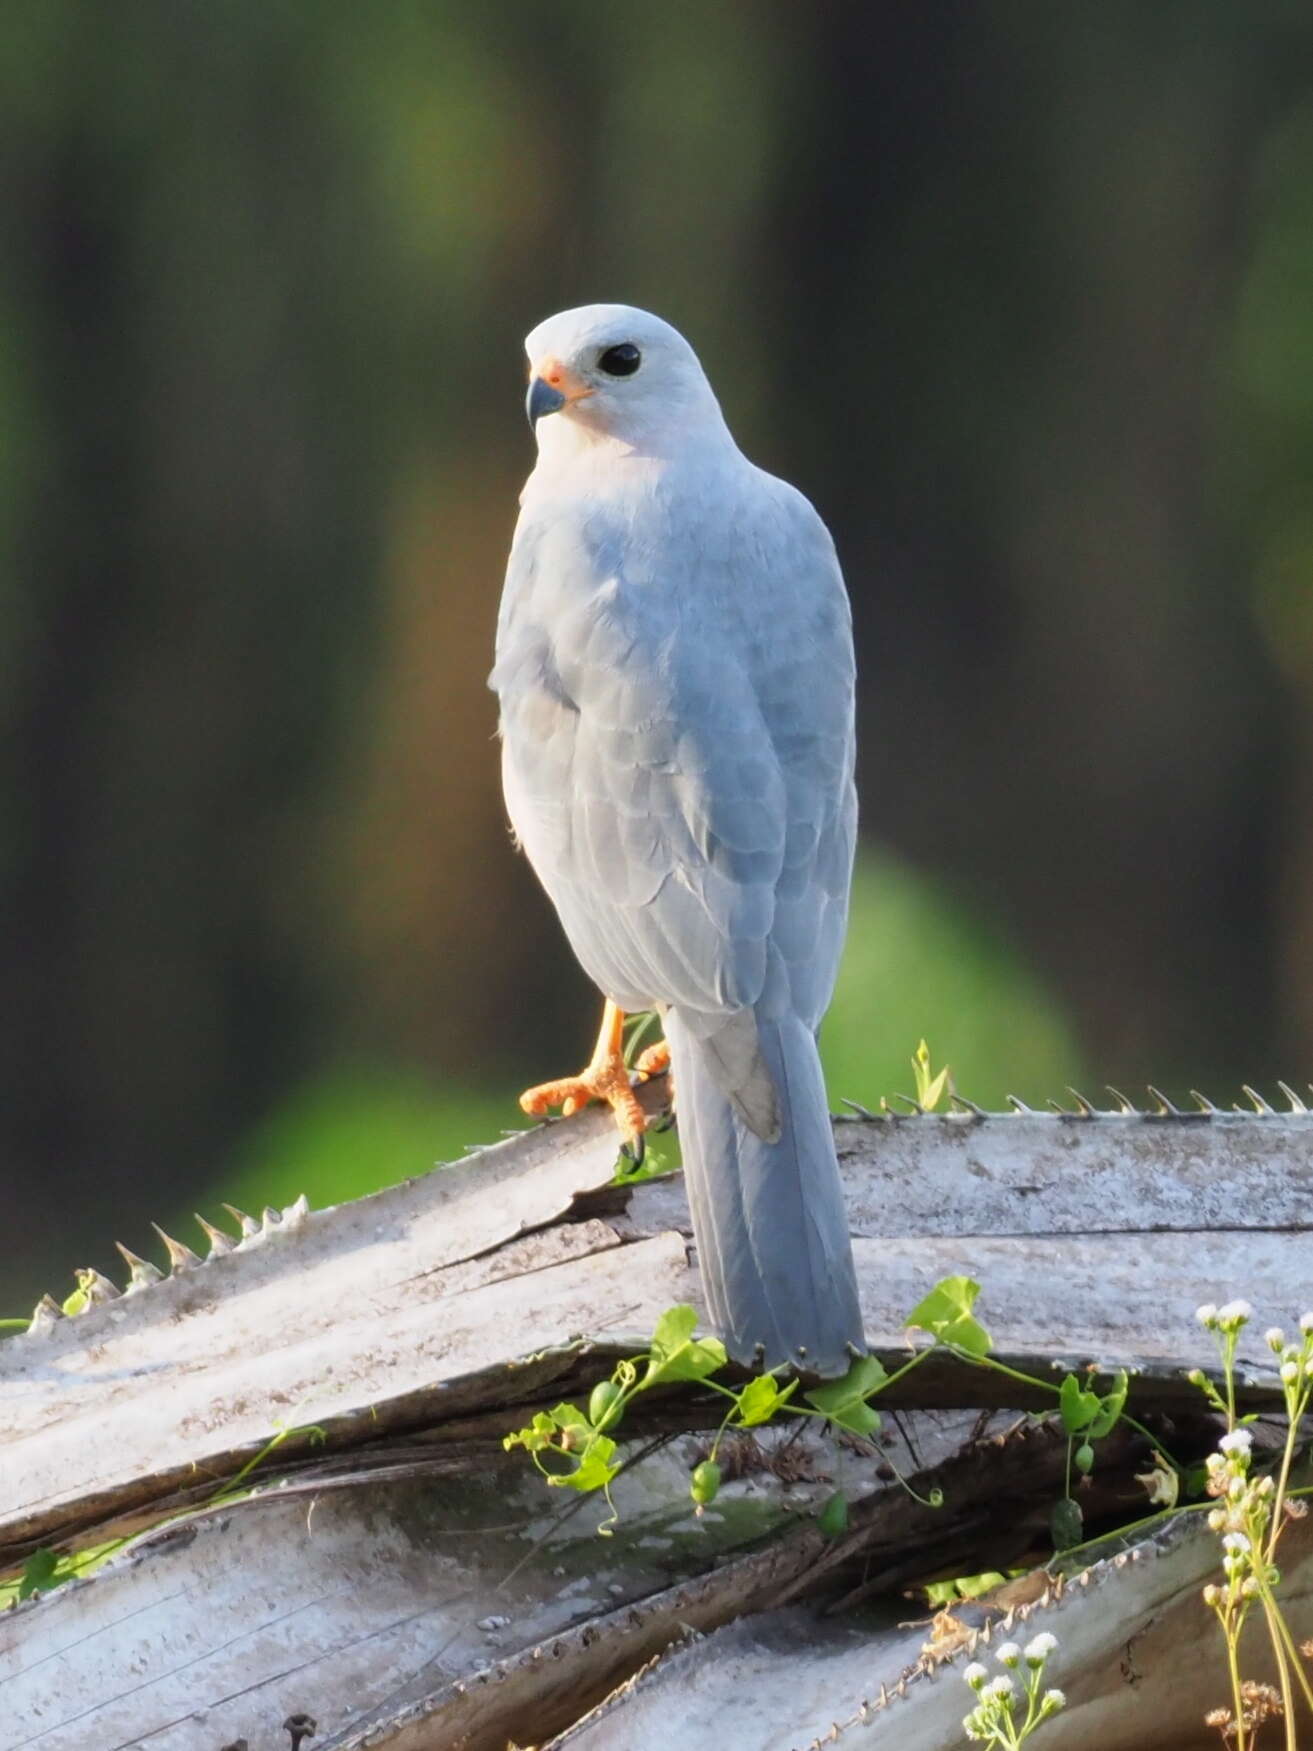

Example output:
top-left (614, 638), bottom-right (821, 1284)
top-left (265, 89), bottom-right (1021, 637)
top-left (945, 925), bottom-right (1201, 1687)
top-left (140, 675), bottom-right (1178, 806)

top-left (1023, 1631), bottom-right (1058, 1663)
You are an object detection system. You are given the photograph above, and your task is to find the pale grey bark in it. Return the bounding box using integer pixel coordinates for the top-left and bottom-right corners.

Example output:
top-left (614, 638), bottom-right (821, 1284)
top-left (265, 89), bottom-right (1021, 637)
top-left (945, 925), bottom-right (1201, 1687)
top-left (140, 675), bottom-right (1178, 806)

top-left (3, 1098), bottom-right (1309, 1748)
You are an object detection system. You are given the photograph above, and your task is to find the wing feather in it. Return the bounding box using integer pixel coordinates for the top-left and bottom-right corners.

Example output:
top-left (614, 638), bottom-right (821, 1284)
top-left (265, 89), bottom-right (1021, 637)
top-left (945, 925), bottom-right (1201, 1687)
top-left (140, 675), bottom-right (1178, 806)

top-left (492, 466), bottom-right (855, 1030)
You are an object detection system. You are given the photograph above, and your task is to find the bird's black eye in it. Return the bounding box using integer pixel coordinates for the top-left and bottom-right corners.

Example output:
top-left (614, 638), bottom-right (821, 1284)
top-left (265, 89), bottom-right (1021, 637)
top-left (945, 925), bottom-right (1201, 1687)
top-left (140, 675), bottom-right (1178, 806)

top-left (598, 343), bottom-right (641, 377)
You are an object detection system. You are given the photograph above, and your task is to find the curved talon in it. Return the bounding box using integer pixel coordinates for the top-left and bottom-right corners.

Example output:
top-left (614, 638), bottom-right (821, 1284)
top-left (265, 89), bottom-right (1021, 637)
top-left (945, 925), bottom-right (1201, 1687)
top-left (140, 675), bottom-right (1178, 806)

top-left (619, 1130), bottom-right (646, 1168)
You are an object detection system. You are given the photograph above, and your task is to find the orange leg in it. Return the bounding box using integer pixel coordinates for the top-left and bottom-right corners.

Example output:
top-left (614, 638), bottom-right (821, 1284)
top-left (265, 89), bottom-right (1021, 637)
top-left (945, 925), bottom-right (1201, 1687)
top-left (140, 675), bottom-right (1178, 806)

top-left (520, 1000), bottom-right (648, 1158)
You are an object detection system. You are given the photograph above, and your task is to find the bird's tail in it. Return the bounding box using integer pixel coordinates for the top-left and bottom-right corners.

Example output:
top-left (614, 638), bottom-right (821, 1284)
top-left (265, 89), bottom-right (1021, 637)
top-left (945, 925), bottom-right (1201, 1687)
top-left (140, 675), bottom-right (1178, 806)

top-left (665, 1008), bottom-right (864, 1376)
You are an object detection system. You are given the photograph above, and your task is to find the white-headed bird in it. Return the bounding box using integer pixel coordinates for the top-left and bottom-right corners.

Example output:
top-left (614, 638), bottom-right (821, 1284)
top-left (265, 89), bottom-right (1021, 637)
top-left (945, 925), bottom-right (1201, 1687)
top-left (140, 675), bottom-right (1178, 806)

top-left (491, 304), bottom-right (864, 1375)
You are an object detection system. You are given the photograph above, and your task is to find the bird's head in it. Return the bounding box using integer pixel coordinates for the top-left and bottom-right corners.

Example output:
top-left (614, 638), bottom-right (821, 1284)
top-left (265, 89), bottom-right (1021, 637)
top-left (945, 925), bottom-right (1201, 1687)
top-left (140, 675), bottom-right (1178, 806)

top-left (523, 304), bottom-right (725, 454)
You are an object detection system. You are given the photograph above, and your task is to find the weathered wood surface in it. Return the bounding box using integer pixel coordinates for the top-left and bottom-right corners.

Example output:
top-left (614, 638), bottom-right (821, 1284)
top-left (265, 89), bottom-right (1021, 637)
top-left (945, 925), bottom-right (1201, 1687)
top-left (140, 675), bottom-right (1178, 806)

top-left (553, 1509), bottom-right (1313, 1751)
top-left (1, 1411), bottom-right (1179, 1751)
top-left (4, 1103), bottom-right (1308, 1563)
top-left (3, 1100), bottom-right (1311, 1749)
top-left (0, 1412), bottom-right (968, 1750)
top-left (9, 1418), bottom-right (1304, 1750)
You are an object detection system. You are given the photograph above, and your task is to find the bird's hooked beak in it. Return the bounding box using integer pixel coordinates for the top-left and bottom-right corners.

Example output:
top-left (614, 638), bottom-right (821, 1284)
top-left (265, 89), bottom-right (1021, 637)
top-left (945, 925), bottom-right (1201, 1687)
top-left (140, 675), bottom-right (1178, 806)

top-left (526, 377), bottom-right (565, 426)
top-left (526, 356), bottom-right (592, 428)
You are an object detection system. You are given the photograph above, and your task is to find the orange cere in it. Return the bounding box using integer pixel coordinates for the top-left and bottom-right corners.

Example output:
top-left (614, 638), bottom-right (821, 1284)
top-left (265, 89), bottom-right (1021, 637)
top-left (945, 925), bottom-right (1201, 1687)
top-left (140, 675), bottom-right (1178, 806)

top-left (534, 355), bottom-right (594, 403)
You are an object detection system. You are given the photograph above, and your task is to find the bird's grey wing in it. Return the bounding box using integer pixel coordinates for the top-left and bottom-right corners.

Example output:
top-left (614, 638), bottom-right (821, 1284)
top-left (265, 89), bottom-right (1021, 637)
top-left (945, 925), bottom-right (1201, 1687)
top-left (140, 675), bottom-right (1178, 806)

top-left (491, 507), bottom-right (787, 1020)
top-left (746, 476), bottom-right (856, 1028)
top-left (492, 482), bottom-right (854, 1031)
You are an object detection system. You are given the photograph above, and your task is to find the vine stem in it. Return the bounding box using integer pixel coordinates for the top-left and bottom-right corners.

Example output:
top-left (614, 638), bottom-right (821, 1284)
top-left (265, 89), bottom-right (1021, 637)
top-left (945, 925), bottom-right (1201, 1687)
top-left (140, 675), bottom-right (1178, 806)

top-left (941, 1344), bottom-right (1189, 1478)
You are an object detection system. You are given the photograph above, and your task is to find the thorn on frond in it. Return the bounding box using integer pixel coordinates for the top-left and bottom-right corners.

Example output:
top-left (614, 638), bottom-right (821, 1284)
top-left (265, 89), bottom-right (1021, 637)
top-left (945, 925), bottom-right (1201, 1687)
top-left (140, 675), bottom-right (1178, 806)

top-left (115, 1242), bottom-right (163, 1291)
top-left (151, 1223), bottom-right (201, 1273)
top-left (282, 1192), bottom-right (310, 1228)
top-left (195, 1214), bottom-right (234, 1256)
top-left (840, 1097), bottom-right (879, 1120)
top-left (223, 1204), bottom-right (261, 1240)
top-left (948, 1092), bottom-right (987, 1118)
top-left (28, 1294), bottom-right (64, 1335)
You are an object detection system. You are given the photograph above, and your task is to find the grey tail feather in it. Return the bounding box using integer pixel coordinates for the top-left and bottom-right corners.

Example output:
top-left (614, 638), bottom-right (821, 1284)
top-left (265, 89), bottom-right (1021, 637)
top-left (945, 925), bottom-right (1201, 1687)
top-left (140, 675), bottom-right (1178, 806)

top-left (666, 1007), bottom-right (865, 1377)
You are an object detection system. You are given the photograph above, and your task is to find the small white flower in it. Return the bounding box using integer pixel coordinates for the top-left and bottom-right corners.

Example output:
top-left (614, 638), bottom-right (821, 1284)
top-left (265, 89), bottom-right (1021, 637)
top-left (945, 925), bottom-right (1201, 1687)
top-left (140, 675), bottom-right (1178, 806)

top-left (1208, 1507), bottom-right (1227, 1531)
top-left (1041, 1688), bottom-right (1067, 1712)
top-left (1300, 1311), bottom-right (1313, 1334)
top-left (1227, 1476), bottom-right (1246, 1502)
top-left (1222, 1531), bottom-right (1251, 1552)
top-left (1219, 1429), bottom-right (1253, 1455)
top-left (1205, 1452), bottom-right (1227, 1474)
top-left (963, 1662), bottom-right (989, 1691)
top-left (987, 1673), bottom-right (1015, 1699)
top-left (1195, 1303), bottom-right (1218, 1327)
top-left (995, 1641), bottom-right (1021, 1667)
top-left (1282, 1361), bottom-right (1299, 1384)
top-left (1218, 1300), bottom-right (1253, 1326)
top-left (1024, 1631), bottom-right (1058, 1662)
top-left (1265, 1327), bottom-right (1286, 1350)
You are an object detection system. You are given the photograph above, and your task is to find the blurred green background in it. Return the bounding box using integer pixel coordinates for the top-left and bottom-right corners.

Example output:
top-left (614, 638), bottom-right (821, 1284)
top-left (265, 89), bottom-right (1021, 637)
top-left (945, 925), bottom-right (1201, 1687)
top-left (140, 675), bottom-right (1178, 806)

top-left (3, 2), bottom-right (1311, 1309)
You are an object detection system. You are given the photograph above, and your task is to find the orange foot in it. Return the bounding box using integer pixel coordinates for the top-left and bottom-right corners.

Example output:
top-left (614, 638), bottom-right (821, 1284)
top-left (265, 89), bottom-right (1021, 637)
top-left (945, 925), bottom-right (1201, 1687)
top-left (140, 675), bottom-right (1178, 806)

top-left (635, 1038), bottom-right (675, 1129)
top-left (520, 1000), bottom-right (648, 1161)
top-left (635, 1039), bottom-right (670, 1081)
